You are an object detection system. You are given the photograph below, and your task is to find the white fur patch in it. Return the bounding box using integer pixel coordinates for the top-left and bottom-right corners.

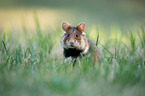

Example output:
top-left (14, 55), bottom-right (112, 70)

top-left (66, 40), bottom-right (70, 46)
top-left (81, 37), bottom-right (86, 49)
top-left (82, 32), bottom-right (86, 35)
top-left (82, 44), bottom-right (89, 54)
top-left (61, 36), bottom-right (67, 49)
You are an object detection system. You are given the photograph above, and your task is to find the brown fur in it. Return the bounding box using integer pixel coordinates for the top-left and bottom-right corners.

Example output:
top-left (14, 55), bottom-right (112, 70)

top-left (61, 22), bottom-right (101, 65)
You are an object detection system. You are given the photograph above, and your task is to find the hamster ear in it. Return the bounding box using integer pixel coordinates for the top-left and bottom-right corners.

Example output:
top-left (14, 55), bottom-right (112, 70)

top-left (62, 22), bottom-right (72, 32)
top-left (76, 22), bottom-right (86, 32)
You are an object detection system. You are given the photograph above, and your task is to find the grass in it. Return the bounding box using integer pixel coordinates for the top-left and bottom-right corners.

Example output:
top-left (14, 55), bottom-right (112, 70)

top-left (0, 14), bottom-right (145, 96)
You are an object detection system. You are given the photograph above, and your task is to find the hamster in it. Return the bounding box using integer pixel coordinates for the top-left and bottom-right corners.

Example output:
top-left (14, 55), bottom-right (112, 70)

top-left (61, 22), bottom-right (101, 66)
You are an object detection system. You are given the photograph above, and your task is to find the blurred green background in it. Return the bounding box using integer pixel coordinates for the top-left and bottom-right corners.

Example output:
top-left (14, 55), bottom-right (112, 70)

top-left (0, 0), bottom-right (145, 31)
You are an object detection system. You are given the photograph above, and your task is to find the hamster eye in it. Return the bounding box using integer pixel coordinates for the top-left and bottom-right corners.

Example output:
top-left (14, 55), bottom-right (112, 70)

top-left (76, 34), bottom-right (78, 37)
top-left (67, 34), bottom-right (70, 37)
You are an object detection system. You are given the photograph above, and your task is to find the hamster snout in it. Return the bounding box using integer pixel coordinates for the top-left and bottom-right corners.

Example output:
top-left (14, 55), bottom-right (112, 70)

top-left (66, 39), bottom-right (76, 48)
top-left (69, 40), bottom-right (75, 45)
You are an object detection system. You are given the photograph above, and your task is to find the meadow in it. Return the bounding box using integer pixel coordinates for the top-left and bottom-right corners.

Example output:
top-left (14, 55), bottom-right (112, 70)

top-left (0, 0), bottom-right (145, 95)
top-left (0, 12), bottom-right (145, 96)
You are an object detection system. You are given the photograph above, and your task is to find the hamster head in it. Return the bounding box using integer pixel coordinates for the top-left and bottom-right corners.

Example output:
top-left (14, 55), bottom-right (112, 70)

top-left (61, 22), bottom-right (87, 50)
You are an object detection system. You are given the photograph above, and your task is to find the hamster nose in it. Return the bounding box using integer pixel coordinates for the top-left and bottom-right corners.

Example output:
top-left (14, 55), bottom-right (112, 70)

top-left (69, 40), bottom-right (75, 44)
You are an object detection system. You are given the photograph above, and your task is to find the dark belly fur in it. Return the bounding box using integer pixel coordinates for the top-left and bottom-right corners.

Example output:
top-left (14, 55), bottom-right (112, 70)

top-left (63, 48), bottom-right (83, 58)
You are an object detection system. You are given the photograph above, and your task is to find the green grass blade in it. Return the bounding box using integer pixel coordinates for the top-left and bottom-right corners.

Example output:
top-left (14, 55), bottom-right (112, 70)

top-left (96, 33), bottom-right (100, 46)
top-left (100, 43), bottom-right (113, 56)
top-left (2, 40), bottom-right (10, 58)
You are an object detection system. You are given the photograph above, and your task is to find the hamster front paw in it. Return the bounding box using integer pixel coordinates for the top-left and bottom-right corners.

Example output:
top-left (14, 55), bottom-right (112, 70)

top-left (64, 56), bottom-right (72, 63)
